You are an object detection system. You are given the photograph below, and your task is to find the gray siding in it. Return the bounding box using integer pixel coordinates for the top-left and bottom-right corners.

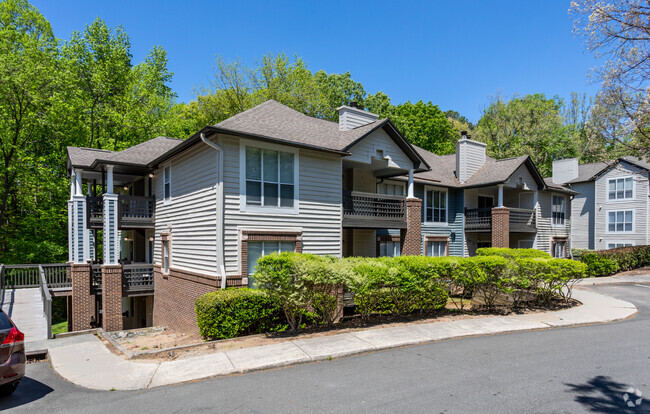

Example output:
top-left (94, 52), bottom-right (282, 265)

top-left (536, 191), bottom-right (571, 255)
top-left (346, 129), bottom-right (413, 170)
top-left (417, 185), bottom-right (464, 257)
top-left (594, 162), bottom-right (649, 250)
top-left (456, 139), bottom-right (486, 183)
top-left (221, 135), bottom-right (342, 275)
top-left (153, 142), bottom-right (219, 276)
top-left (570, 182), bottom-right (595, 249)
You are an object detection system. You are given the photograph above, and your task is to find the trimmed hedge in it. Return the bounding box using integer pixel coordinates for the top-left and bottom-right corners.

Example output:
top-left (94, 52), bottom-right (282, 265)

top-left (579, 245), bottom-right (650, 276)
top-left (476, 247), bottom-right (551, 259)
top-left (195, 288), bottom-right (286, 340)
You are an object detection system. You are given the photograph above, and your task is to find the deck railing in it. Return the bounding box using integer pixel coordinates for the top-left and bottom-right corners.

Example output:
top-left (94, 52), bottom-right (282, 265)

top-left (1, 264), bottom-right (70, 289)
top-left (91, 264), bottom-right (103, 291)
top-left (87, 196), bottom-right (103, 228)
top-left (123, 264), bottom-right (154, 292)
top-left (119, 196), bottom-right (155, 227)
top-left (464, 208), bottom-right (493, 232)
top-left (38, 265), bottom-right (53, 339)
top-left (342, 191), bottom-right (406, 228)
top-left (509, 207), bottom-right (537, 232)
top-left (465, 207), bottom-right (537, 233)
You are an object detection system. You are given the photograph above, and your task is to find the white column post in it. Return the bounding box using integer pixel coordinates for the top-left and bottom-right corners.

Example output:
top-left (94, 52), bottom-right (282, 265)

top-left (407, 169), bottom-right (415, 199)
top-left (106, 165), bottom-right (114, 194)
top-left (497, 184), bottom-right (504, 207)
top-left (68, 171), bottom-right (75, 262)
top-left (71, 169), bottom-right (88, 263)
top-left (74, 169), bottom-right (83, 196)
top-left (70, 170), bottom-right (76, 199)
top-left (103, 165), bottom-right (118, 265)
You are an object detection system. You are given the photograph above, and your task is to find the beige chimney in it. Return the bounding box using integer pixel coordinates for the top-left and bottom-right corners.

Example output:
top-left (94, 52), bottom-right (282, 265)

top-left (456, 131), bottom-right (487, 183)
top-left (552, 158), bottom-right (579, 184)
top-left (337, 102), bottom-right (379, 131)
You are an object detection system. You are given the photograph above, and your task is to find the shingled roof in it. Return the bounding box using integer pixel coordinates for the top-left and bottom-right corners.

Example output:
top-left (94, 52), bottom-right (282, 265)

top-left (67, 147), bottom-right (114, 169)
top-left (566, 156), bottom-right (650, 184)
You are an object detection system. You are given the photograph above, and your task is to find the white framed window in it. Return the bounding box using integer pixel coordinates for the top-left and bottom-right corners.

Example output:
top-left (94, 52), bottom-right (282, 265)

top-left (163, 165), bottom-right (171, 204)
top-left (161, 234), bottom-right (171, 274)
top-left (608, 176), bottom-right (634, 200)
top-left (607, 242), bottom-right (634, 249)
top-left (241, 142), bottom-right (299, 214)
top-left (427, 241), bottom-right (448, 256)
top-left (379, 240), bottom-right (401, 257)
top-left (607, 210), bottom-right (634, 232)
top-left (247, 241), bottom-right (296, 288)
top-left (424, 187), bottom-right (448, 224)
top-left (377, 182), bottom-right (405, 196)
top-left (551, 195), bottom-right (566, 227)
top-left (552, 239), bottom-right (567, 258)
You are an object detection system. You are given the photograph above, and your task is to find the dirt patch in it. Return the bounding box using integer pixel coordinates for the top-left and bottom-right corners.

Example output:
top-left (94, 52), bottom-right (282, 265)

top-left (119, 298), bottom-right (578, 364)
top-left (612, 266), bottom-right (650, 276)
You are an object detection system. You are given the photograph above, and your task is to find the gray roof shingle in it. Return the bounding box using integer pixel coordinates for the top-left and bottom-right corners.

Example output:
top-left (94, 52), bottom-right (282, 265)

top-left (67, 147), bottom-right (114, 168)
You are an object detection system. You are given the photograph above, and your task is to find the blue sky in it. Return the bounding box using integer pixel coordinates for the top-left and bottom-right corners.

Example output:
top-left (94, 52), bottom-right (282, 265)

top-left (32, 0), bottom-right (599, 123)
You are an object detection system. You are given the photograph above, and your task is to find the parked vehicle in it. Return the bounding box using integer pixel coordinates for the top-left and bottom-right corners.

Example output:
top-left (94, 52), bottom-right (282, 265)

top-left (0, 310), bottom-right (25, 396)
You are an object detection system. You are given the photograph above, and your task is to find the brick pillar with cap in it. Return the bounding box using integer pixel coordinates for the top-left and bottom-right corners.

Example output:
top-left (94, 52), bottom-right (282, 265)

top-left (401, 198), bottom-right (422, 255)
top-left (491, 207), bottom-right (510, 248)
top-left (102, 264), bottom-right (123, 332)
top-left (70, 263), bottom-right (94, 331)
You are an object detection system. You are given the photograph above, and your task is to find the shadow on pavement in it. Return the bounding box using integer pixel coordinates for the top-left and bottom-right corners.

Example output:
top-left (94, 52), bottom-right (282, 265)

top-left (0, 375), bottom-right (54, 410)
top-left (565, 375), bottom-right (644, 413)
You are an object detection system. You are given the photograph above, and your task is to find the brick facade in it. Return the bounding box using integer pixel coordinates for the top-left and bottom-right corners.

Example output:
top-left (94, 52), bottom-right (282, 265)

top-left (491, 207), bottom-right (510, 248)
top-left (101, 265), bottom-right (123, 332)
top-left (153, 265), bottom-right (243, 336)
top-left (400, 198), bottom-right (422, 255)
top-left (70, 263), bottom-right (95, 331)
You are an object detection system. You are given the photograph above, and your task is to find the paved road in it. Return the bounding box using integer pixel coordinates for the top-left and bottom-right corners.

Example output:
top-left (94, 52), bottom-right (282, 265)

top-left (2, 284), bottom-right (649, 413)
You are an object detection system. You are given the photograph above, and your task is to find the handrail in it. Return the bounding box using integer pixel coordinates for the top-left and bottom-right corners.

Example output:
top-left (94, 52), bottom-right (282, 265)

top-left (0, 264), bottom-right (4, 297)
top-left (343, 190), bottom-right (406, 201)
top-left (38, 265), bottom-right (53, 339)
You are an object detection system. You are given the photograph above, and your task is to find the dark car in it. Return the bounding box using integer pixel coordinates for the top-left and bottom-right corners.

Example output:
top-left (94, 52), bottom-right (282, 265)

top-left (0, 310), bottom-right (24, 396)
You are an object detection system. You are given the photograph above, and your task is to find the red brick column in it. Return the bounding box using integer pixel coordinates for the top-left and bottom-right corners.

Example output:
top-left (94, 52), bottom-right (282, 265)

top-left (102, 265), bottom-right (123, 332)
top-left (401, 198), bottom-right (422, 256)
top-left (491, 207), bottom-right (510, 248)
top-left (70, 263), bottom-right (93, 331)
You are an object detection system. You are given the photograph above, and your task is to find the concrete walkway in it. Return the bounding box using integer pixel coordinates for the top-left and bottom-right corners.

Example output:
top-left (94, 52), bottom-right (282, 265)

top-left (1, 288), bottom-right (49, 342)
top-left (38, 276), bottom-right (644, 391)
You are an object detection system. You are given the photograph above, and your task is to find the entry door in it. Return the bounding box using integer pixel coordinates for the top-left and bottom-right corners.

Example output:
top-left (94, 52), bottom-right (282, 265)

top-left (478, 196), bottom-right (493, 217)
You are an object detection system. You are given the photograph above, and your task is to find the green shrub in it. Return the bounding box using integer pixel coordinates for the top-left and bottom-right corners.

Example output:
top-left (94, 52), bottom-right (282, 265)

top-left (580, 252), bottom-right (620, 277)
top-left (195, 288), bottom-right (286, 340)
top-left (456, 256), bottom-right (510, 308)
top-left (476, 247), bottom-right (551, 259)
top-left (516, 258), bottom-right (587, 305)
top-left (571, 248), bottom-right (594, 259)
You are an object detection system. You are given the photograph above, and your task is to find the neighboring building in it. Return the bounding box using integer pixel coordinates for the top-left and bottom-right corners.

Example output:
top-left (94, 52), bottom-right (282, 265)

top-left (551, 156), bottom-right (650, 251)
top-left (65, 100), bottom-right (575, 334)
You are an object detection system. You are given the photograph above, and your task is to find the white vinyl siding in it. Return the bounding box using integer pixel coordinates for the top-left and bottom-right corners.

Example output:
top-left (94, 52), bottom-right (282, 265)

top-left (569, 182), bottom-right (595, 250)
top-left (345, 128), bottom-right (414, 170)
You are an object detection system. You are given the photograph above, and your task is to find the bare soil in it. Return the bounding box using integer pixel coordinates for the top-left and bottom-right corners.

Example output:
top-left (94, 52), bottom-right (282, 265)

top-left (116, 298), bottom-right (578, 364)
top-left (613, 266), bottom-right (650, 276)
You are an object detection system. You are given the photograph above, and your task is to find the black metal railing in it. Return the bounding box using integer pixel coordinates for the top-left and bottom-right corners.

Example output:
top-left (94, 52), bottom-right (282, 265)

top-left (342, 191), bottom-right (406, 228)
top-left (509, 207), bottom-right (537, 232)
top-left (123, 264), bottom-right (154, 292)
top-left (465, 208), bottom-right (493, 231)
top-left (87, 196), bottom-right (103, 228)
top-left (91, 264), bottom-right (103, 291)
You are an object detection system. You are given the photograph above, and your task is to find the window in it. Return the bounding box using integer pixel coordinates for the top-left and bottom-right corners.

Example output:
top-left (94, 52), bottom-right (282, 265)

top-left (245, 146), bottom-right (295, 208)
top-left (377, 182), bottom-right (405, 196)
top-left (608, 242), bottom-right (633, 249)
top-left (425, 236), bottom-right (449, 257)
top-left (161, 234), bottom-right (171, 274)
top-left (424, 188), bottom-right (447, 223)
top-left (553, 239), bottom-right (566, 258)
top-left (607, 210), bottom-right (633, 232)
top-left (608, 177), bottom-right (633, 200)
top-left (552, 195), bottom-right (566, 226)
top-left (163, 166), bottom-right (171, 203)
top-left (247, 241), bottom-right (296, 287)
top-left (379, 240), bottom-right (401, 257)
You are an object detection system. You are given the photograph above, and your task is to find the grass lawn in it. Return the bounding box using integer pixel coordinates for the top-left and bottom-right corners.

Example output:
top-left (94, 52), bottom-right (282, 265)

top-left (52, 320), bottom-right (68, 335)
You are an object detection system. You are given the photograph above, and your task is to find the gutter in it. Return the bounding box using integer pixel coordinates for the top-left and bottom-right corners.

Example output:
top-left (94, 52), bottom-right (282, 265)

top-left (200, 133), bottom-right (227, 290)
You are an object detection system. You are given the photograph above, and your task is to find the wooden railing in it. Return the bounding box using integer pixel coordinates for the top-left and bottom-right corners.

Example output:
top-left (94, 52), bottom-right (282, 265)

top-left (509, 207), bottom-right (537, 232)
top-left (465, 208), bottom-right (493, 232)
top-left (42, 264), bottom-right (71, 289)
top-left (123, 264), bottom-right (154, 292)
top-left (342, 191), bottom-right (406, 229)
top-left (1, 263), bottom-right (70, 289)
top-left (91, 264), bottom-right (103, 291)
top-left (38, 265), bottom-right (53, 339)
top-left (87, 196), bottom-right (103, 228)
top-left (119, 196), bottom-right (155, 227)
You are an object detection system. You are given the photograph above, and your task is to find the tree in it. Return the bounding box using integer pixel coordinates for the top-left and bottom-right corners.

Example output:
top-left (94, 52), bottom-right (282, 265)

top-left (390, 101), bottom-right (458, 155)
top-left (571, 0), bottom-right (650, 157)
top-left (314, 70), bottom-right (366, 121)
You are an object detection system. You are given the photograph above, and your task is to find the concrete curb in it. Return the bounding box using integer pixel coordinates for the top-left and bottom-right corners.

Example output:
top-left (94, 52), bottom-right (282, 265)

top-left (45, 285), bottom-right (639, 391)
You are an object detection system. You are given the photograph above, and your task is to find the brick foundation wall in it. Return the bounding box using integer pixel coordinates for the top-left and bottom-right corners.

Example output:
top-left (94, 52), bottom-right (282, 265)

top-left (102, 265), bottom-right (123, 332)
top-left (153, 266), bottom-right (243, 336)
top-left (491, 207), bottom-right (510, 248)
top-left (401, 198), bottom-right (422, 255)
top-left (71, 263), bottom-right (95, 331)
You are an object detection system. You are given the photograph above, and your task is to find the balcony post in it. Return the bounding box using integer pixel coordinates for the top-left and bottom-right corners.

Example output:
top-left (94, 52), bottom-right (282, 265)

top-left (103, 165), bottom-right (119, 265)
top-left (497, 184), bottom-right (504, 207)
top-left (407, 169), bottom-right (414, 198)
top-left (101, 264), bottom-right (123, 332)
top-left (70, 263), bottom-right (94, 331)
top-left (491, 207), bottom-right (510, 248)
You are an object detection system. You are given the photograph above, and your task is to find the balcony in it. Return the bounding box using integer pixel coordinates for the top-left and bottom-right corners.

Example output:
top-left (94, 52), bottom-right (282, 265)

top-left (342, 191), bottom-right (407, 229)
top-left (87, 195), bottom-right (155, 229)
top-left (89, 263), bottom-right (154, 295)
top-left (465, 207), bottom-right (537, 233)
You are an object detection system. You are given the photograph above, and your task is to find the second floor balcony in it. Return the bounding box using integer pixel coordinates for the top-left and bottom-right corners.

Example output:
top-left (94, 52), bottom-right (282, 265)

top-left (87, 195), bottom-right (155, 230)
top-left (465, 207), bottom-right (537, 233)
top-left (342, 191), bottom-right (407, 229)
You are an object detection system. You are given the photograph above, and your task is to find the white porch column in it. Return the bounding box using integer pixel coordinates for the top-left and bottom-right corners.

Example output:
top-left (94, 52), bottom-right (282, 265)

top-left (74, 168), bottom-right (83, 196)
top-left (407, 169), bottom-right (415, 198)
top-left (103, 164), bottom-right (119, 265)
top-left (497, 184), bottom-right (504, 207)
top-left (106, 165), bottom-right (114, 194)
top-left (68, 171), bottom-right (75, 262)
top-left (71, 169), bottom-right (89, 264)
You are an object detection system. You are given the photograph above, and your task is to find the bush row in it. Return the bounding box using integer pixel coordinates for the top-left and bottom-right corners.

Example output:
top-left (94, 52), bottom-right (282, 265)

top-left (580, 245), bottom-right (650, 277)
top-left (195, 249), bottom-right (588, 340)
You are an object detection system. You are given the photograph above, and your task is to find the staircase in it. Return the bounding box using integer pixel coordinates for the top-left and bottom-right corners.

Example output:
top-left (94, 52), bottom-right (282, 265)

top-left (1, 288), bottom-right (49, 342)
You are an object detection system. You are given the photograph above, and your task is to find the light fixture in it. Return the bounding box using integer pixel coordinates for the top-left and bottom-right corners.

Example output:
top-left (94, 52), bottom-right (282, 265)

top-left (124, 237), bottom-right (131, 241)
top-left (123, 186), bottom-right (128, 191)
top-left (149, 237), bottom-right (154, 242)
top-left (148, 173), bottom-right (154, 178)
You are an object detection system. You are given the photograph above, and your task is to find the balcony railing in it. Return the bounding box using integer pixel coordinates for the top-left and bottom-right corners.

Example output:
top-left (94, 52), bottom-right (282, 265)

top-left (2, 263), bottom-right (70, 289)
top-left (122, 264), bottom-right (154, 293)
top-left (87, 195), bottom-right (155, 229)
top-left (465, 207), bottom-right (537, 233)
top-left (342, 191), bottom-right (407, 229)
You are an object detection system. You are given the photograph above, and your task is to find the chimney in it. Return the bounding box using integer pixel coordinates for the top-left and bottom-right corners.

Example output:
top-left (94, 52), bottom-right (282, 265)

top-left (337, 104), bottom-right (378, 131)
top-left (552, 158), bottom-right (579, 184)
top-left (455, 132), bottom-right (487, 183)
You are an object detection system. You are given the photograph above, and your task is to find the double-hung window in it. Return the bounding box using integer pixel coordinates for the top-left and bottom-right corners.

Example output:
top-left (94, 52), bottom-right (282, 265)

top-left (551, 195), bottom-right (566, 226)
top-left (245, 147), bottom-right (295, 209)
top-left (608, 242), bottom-right (633, 249)
top-left (608, 177), bottom-right (633, 200)
top-left (161, 234), bottom-right (171, 274)
top-left (553, 239), bottom-right (566, 258)
top-left (427, 241), bottom-right (447, 257)
top-left (163, 166), bottom-right (171, 203)
top-left (379, 240), bottom-right (401, 257)
top-left (608, 210), bottom-right (633, 232)
top-left (425, 188), bottom-right (447, 223)
top-left (247, 241), bottom-right (296, 287)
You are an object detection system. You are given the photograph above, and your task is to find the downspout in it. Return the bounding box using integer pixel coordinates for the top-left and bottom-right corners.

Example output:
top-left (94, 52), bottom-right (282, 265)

top-left (200, 133), bottom-right (227, 290)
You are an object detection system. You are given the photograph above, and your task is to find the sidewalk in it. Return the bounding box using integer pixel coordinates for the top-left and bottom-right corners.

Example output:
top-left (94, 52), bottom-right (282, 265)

top-left (38, 276), bottom-right (643, 391)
